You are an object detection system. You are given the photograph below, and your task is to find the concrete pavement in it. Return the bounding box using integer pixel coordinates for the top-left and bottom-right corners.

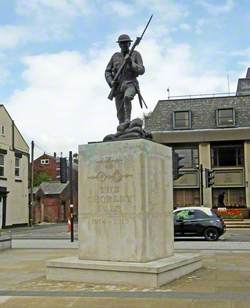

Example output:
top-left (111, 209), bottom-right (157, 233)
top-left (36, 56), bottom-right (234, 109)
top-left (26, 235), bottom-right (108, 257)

top-left (1, 248), bottom-right (250, 307)
top-left (8, 222), bottom-right (250, 241)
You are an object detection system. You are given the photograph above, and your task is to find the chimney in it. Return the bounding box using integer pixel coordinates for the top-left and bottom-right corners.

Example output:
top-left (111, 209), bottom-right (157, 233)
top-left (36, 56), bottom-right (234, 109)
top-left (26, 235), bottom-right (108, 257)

top-left (236, 67), bottom-right (250, 96)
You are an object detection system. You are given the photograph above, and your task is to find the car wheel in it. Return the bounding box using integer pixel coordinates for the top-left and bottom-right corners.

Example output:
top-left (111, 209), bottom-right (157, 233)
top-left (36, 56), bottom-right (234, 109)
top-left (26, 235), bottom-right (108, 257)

top-left (204, 227), bottom-right (219, 241)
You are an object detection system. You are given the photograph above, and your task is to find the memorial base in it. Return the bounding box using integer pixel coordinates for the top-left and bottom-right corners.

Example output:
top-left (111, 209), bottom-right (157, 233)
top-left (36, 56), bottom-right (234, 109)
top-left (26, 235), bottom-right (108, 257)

top-left (46, 253), bottom-right (201, 288)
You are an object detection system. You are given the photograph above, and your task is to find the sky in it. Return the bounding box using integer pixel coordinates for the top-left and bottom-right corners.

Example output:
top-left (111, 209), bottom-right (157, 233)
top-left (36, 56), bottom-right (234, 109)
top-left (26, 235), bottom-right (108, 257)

top-left (0, 0), bottom-right (250, 157)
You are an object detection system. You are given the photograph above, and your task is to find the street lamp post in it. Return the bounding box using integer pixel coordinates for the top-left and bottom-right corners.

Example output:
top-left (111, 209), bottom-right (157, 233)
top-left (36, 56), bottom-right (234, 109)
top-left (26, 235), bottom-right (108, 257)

top-left (199, 164), bottom-right (204, 205)
top-left (69, 151), bottom-right (74, 242)
top-left (69, 203), bottom-right (74, 242)
top-left (29, 140), bottom-right (34, 227)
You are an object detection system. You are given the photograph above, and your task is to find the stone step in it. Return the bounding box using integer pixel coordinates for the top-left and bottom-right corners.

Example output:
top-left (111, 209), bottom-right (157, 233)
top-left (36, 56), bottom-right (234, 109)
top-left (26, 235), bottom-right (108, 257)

top-left (224, 219), bottom-right (250, 228)
top-left (226, 225), bottom-right (250, 229)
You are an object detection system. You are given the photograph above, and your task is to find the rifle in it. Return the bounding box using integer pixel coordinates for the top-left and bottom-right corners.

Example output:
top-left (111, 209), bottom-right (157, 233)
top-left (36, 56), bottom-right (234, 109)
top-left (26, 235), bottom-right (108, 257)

top-left (107, 14), bottom-right (153, 101)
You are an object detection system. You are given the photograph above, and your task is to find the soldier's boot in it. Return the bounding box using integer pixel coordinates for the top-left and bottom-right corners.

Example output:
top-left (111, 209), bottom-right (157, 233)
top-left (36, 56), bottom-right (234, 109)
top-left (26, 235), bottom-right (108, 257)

top-left (124, 97), bottom-right (132, 123)
top-left (117, 110), bottom-right (125, 124)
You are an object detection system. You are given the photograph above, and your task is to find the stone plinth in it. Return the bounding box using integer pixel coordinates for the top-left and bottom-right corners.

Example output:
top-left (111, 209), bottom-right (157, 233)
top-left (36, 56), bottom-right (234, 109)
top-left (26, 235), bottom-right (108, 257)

top-left (78, 139), bottom-right (173, 262)
top-left (47, 139), bottom-right (201, 287)
top-left (47, 254), bottom-right (201, 288)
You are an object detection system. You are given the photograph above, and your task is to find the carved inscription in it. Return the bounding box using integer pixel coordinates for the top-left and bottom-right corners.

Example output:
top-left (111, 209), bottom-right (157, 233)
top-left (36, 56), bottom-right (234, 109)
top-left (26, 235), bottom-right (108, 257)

top-left (88, 217), bottom-right (130, 225)
top-left (88, 170), bottom-right (132, 183)
top-left (87, 158), bottom-right (134, 223)
top-left (87, 194), bottom-right (132, 204)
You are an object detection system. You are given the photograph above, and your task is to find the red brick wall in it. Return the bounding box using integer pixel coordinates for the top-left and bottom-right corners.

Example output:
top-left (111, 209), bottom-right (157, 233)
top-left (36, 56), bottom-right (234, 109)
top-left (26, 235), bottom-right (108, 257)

top-left (33, 204), bottom-right (41, 224)
top-left (43, 196), bottom-right (59, 222)
top-left (32, 196), bottom-right (69, 223)
top-left (33, 154), bottom-right (58, 180)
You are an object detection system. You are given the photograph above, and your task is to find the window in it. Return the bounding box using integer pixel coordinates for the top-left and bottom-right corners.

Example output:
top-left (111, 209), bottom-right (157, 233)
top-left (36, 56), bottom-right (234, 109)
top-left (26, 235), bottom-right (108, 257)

top-left (212, 188), bottom-right (246, 208)
top-left (41, 159), bottom-right (49, 165)
top-left (216, 108), bottom-right (235, 127)
top-left (193, 210), bottom-right (209, 219)
top-left (1, 126), bottom-right (4, 135)
top-left (212, 144), bottom-right (243, 167)
top-left (173, 111), bottom-right (191, 129)
top-left (174, 209), bottom-right (195, 220)
top-left (174, 147), bottom-right (198, 168)
top-left (15, 157), bottom-right (20, 177)
top-left (0, 154), bottom-right (4, 176)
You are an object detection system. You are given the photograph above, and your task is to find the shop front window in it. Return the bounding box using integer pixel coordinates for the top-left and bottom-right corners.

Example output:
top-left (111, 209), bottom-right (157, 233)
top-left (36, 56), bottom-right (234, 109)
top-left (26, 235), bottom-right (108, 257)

top-left (174, 147), bottom-right (199, 168)
top-left (212, 144), bottom-right (243, 167)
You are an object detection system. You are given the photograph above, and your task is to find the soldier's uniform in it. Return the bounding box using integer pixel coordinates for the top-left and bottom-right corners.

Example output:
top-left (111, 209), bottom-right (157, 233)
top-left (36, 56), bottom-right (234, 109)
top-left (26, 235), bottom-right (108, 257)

top-left (105, 35), bottom-right (145, 124)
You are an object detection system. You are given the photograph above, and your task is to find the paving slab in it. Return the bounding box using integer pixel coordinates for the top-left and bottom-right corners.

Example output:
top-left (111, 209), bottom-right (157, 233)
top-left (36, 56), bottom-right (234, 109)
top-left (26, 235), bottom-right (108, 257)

top-left (1, 249), bottom-right (250, 307)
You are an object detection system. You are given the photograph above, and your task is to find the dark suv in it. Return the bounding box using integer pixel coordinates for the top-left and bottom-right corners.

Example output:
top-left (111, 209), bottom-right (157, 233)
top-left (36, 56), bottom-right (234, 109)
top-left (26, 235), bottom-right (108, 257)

top-left (174, 207), bottom-right (226, 241)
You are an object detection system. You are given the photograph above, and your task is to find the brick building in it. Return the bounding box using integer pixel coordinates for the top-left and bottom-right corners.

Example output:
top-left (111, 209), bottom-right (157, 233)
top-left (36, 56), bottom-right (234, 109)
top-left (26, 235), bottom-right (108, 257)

top-left (33, 153), bottom-right (60, 181)
top-left (32, 181), bottom-right (70, 223)
top-left (145, 68), bottom-right (250, 211)
top-left (32, 153), bottom-right (78, 223)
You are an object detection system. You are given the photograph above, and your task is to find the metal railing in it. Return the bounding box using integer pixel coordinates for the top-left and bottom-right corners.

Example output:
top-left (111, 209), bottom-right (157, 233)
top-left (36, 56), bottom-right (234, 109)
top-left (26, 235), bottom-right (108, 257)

top-left (167, 92), bottom-right (236, 100)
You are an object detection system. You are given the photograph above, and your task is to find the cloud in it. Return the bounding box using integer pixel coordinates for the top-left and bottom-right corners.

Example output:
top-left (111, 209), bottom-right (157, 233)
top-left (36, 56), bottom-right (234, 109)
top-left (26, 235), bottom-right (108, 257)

top-left (0, 25), bottom-right (29, 49)
top-left (0, 66), bottom-right (9, 85)
top-left (6, 50), bottom-right (117, 155)
top-left (4, 37), bottom-right (231, 155)
top-left (231, 48), bottom-right (250, 72)
top-left (0, 53), bottom-right (10, 85)
top-left (12, 0), bottom-right (94, 44)
top-left (198, 0), bottom-right (234, 15)
top-left (136, 0), bottom-right (188, 22)
top-left (106, 1), bottom-right (134, 17)
top-left (0, 1), bottom-right (94, 51)
top-left (140, 40), bottom-right (228, 103)
top-left (231, 47), bottom-right (250, 58)
top-left (16, 0), bottom-right (92, 17)
top-left (179, 23), bottom-right (192, 32)
top-left (130, 0), bottom-right (190, 41)
top-left (195, 18), bottom-right (206, 34)
top-left (1, 0), bottom-right (243, 156)
top-left (1, 0), bottom-right (188, 49)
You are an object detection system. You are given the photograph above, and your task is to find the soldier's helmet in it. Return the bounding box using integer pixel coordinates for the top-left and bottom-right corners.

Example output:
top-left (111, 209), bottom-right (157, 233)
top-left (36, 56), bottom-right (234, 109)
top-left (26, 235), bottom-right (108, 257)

top-left (116, 34), bottom-right (133, 43)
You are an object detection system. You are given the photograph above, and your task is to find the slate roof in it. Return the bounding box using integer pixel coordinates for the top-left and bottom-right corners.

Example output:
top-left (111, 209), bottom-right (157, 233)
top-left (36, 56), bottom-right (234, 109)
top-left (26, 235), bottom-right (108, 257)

top-left (145, 95), bottom-right (250, 132)
top-left (39, 181), bottom-right (69, 195)
top-left (145, 68), bottom-right (250, 132)
top-left (32, 186), bottom-right (40, 194)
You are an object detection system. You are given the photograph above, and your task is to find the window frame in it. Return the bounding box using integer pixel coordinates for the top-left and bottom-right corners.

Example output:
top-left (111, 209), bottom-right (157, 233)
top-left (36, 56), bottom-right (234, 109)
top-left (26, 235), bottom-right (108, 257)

top-left (173, 146), bottom-right (199, 169)
top-left (216, 108), bottom-right (235, 128)
top-left (193, 209), bottom-right (209, 219)
top-left (41, 159), bottom-right (49, 165)
top-left (15, 157), bottom-right (21, 178)
top-left (174, 209), bottom-right (195, 220)
top-left (173, 110), bottom-right (192, 130)
top-left (211, 144), bottom-right (244, 167)
top-left (0, 154), bottom-right (4, 177)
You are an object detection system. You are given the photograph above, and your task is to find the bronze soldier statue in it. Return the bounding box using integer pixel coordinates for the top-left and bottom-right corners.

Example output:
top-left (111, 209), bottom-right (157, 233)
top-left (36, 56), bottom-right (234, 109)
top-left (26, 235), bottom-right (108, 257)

top-left (105, 34), bottom-right (145, 125)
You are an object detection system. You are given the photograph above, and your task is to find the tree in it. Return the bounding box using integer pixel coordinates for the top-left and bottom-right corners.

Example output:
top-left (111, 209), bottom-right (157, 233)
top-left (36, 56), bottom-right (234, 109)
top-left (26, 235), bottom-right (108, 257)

top-left (33, 172), bottom-right (52, 187)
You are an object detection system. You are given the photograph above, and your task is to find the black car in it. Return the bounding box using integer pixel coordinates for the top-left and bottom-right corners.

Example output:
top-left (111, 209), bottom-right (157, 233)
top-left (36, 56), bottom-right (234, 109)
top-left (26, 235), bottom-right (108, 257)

top-left (174, 207), bottom-right (226, 241)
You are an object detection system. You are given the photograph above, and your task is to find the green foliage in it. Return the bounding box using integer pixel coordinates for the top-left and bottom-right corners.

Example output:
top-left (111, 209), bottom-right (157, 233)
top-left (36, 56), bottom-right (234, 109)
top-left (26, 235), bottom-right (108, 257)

top-left (33, 172), bottom-right (52, 187)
